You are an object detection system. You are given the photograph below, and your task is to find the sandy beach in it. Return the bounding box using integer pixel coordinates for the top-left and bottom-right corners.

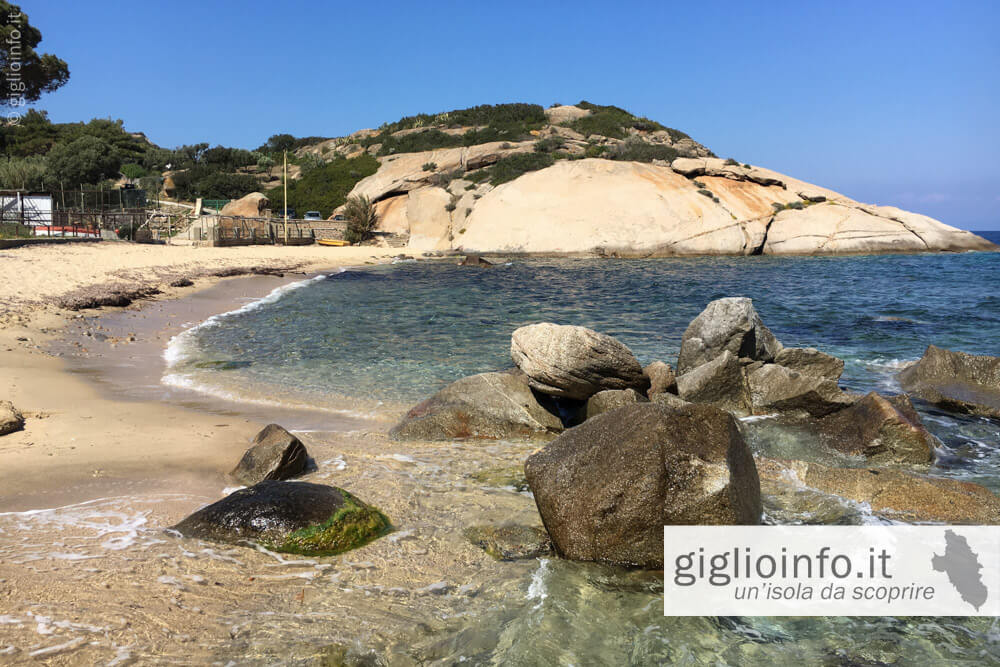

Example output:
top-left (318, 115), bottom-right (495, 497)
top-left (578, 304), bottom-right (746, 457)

top-left (0, 242), bottom-right (408, 510)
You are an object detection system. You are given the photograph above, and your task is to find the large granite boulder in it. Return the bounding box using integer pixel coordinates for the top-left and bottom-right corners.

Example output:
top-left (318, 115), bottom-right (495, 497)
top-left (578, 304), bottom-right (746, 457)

top-left (389, 370), bottom-right (563, 441)
top-left (510, 323), bottom-right (649, 400)
top-left (815, 393), bottom-right (937, 464)
top-left (675, 351), bottom-right (748, 414)
top-left (758, 459), bottom-right (1000, 524)
top-left (748, 364), bottom-right (855, 417)
top-left (229, 424), bottom-right (308, 486)
top-left (676, 297), bottom-right (783, 374)
top-left (643, 360), bottom-right (677, 396)
top-left (899, 345), bottom-right (1000, 419)
top-left (0, 400), bottom-right (24, 436)
top-left (585, 388), bottom-right (648, 419)
top-left (170, 481), bottom-right (390, 556)
top-left (774, 347), bottom-right (844, 382)
top-left (220, 192), bottom-right (269, 217)
top-left (524, 403), bottom-right (761, 569)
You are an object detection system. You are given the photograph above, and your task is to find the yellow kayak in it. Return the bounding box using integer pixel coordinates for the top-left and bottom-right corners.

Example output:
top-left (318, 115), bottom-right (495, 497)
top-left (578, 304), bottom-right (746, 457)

top-left (317, 238), bottom-right (350, 247)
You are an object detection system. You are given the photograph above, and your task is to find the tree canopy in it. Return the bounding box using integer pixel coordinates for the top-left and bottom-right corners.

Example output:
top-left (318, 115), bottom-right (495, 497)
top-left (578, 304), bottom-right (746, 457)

top-left (0, 2), bottom-right (69, 107)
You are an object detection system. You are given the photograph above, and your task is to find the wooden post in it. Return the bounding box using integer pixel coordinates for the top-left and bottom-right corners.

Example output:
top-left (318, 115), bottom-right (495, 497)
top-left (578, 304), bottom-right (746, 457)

top-left (283, 150), bottom-right (289, 246)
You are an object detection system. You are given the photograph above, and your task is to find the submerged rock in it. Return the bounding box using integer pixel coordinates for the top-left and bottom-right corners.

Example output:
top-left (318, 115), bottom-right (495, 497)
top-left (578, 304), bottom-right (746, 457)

top-left (585, 388), bottom-right (648, 419)
top-left (170, 481), bottom-right (389, 556)
top-left (643, 360), bottom-right (677, 396)
top-left (899, 345), bottom-right (1000, 419)
top-left (229, 423), bottom-right (309, 485)
top-left (773, 347), bottom-right (844, 382)
top-left (0, 400), bottom-right (24, 436)
top-left (815, 392), bottom-right (936, 464)
top-left (467, 465), bottom-right (529, 492)
top-left (510, 323), bottom-right (650, 400)
top-left (463, 524), bottom-right (553, 560)
top-left (747, 364), bottom-right (855, 417)
top-left (390, 370), bottom-right (563, 441)
top-left (524, 403), bottom-right (761, 569)
top-left (676, 297), bottom-right (782, 374)
top-left (676, 350), bottom-right (748, 414)
top-left (757, 458), bottom-right (1000, 524)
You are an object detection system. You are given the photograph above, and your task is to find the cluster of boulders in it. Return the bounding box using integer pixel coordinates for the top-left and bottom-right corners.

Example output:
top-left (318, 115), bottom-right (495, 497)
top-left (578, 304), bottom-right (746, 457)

top-left (391, 297), bottom-right (1000, 568)
top-left (170, 424), bottom-right (389, 556)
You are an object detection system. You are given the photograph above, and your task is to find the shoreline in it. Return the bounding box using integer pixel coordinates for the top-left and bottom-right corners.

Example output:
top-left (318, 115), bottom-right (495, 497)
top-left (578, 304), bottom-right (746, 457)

top-left (0, 244), bottom-right (415, 511)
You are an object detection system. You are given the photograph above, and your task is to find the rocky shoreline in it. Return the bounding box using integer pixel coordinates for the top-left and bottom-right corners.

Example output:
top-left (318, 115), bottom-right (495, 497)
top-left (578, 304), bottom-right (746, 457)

top-left (156, 296), bottom-right (1000, 573)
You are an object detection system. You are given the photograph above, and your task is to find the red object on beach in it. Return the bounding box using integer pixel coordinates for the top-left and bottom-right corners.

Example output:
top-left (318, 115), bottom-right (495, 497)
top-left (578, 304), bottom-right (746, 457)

top-left (32, 225), bottom-right (100, 237)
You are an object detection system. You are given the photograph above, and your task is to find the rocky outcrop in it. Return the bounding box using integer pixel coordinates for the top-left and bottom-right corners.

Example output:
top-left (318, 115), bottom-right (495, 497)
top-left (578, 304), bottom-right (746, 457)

top-left (677, 297), bottom-right (783, 374)
top-left (899, 345), bottom-right (1000, 418)
top-left (510, 323), bottom-right (649, 400)
top-left (763, 201), bottom-right (996, 255)
top-left (814, 393), bottom-right (937, 464)
top-left (758, 459), bottom-right (1000, 524)
top-left (773, 347), bottom-right (844, 382)
top-left (524, 403), bottom-right (761, 568)
top-left (448, 159), bottom-right (994, 257)
top-left (229, 424), bottom-right (309, 486)
top-left (220, 192), bottom-right (269, 217)
top-left (0, 400), bottom-right (24, 436)
top-left (544, 105), bottom-right (591, 124)
top-left (676, 351), bottom-right (748, 414)
top-left (389, 370), bottom-right (563, 441)
top-left (406, 187), bottom-right (452, 251)
top-left (585, 388), bottom-right (648, 419)
top-left (170, 481), bottom-right (390, 555)
top-left (463, 523), bottom-right (553, 560)
top-left (747, 364), bottom-right (855, 417)
top-left (643, 360), bottom-right (677, 396)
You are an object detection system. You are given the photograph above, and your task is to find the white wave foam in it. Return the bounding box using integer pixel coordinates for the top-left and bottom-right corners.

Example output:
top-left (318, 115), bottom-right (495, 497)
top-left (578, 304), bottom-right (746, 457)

top-left (526, 558), bottom-right (550, 609)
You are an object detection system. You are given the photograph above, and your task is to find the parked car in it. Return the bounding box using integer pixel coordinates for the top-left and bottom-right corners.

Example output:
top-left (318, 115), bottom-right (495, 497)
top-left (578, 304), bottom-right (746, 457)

top-left (277, 207), bottom-right (296, 219)
top-left (303, 211), bottom-right (322, 221)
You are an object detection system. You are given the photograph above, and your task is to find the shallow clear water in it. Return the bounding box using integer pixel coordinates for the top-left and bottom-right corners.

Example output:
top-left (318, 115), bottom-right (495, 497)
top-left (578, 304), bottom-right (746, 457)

top-left (165, 251), bottom-right (1000, 491)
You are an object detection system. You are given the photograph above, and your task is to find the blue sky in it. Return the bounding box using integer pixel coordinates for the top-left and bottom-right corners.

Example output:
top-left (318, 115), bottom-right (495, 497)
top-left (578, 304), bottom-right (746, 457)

top-left (23, 0), bottom-right (1000, 229)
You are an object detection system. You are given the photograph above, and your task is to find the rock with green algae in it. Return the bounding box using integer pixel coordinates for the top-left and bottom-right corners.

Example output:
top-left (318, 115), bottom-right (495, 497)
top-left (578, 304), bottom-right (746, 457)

top-left (169, 481), bottom-right (390, 556)
top-left (463, 523), bottom-right (552, 560)
top-left (467, 465), bottom-right (529, 491)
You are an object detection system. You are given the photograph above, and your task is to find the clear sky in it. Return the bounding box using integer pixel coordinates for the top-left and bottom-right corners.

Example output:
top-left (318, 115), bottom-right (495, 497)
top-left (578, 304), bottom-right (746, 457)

top-left (23, 0), bottom-right (1000, 230)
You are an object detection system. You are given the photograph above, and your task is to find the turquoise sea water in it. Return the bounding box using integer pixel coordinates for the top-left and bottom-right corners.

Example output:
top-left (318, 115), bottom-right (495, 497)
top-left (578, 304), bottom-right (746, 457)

top-left (159, 246), bottom-right (1000, 664)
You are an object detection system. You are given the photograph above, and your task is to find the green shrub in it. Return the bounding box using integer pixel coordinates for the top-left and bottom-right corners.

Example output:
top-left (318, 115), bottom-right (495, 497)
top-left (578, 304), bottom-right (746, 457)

top-left (264, 154), bottom-right (378, 219)
top-left (344, 195), bottom-right (378, 244)
top-left (724, 158), bottom-right (739, 166)
top-left (534, 137), bottom-right (565, 153)
top-left (422, 162), bottom-right (437, 171)
top-left (697, 189), bottom-right (713, 198)
top-left (608, 138), bottom-right (678, 163)
top-left (584, 144), bottom-right (607, 158)
top-left (487, 152), bottom-right (555, 185)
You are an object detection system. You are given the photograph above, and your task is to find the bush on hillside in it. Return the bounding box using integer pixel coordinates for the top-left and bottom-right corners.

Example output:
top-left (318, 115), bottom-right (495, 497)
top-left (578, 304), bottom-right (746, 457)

top-left (608, 138), bottom-right (679, 163)
top-left (264, 154), bottom-right (378, 219)
top-left (171, 168), bottom-right (260, 200)
top-left (344, 195), bottom-right (378, 244)
top-left (486, 152), bottom-right (555, 186)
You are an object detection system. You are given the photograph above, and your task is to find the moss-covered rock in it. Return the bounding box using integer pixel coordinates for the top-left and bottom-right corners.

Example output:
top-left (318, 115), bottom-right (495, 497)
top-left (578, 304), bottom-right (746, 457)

top-left (170, 481), bottom-right (390, 557)
top-left (468, 465), bottom-right (529, 491)
top-left (264, 493), bottom-right (390, 557)
top-left (463, 523), bottom-right (552, 560)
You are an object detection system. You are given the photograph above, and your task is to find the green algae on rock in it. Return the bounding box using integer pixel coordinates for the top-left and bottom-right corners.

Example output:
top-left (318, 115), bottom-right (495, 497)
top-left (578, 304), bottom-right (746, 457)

top-left (170, 481), bottom-right (390, 557)
top-left (264, 492), bottom-right (391, 557)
